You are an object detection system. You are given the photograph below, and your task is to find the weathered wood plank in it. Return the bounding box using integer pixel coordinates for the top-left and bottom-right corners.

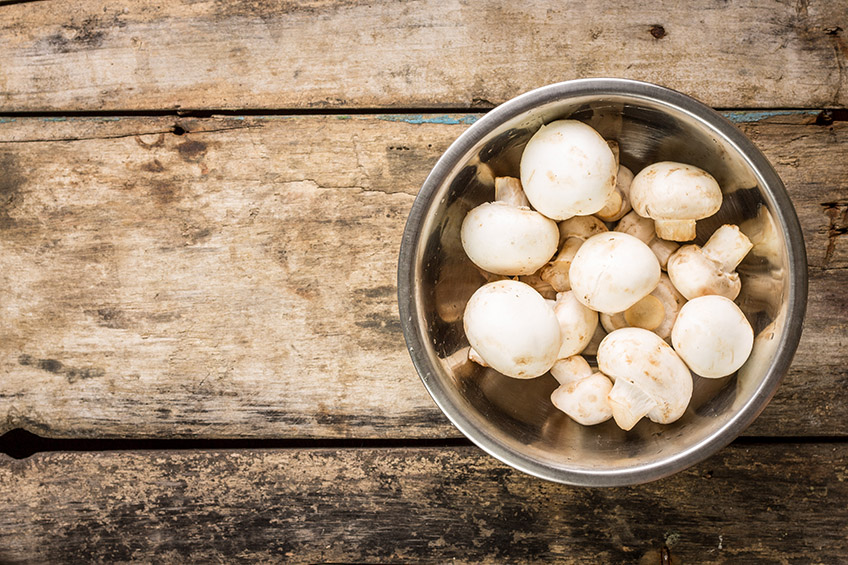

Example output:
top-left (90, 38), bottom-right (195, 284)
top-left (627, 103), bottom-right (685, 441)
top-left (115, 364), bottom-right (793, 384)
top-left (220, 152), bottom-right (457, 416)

top-left (0, 113), bottom-right (846, 439)
top-left (0, 0), bottom-right (846, 111)
top-left (0, 445), bottom-right (845, 563)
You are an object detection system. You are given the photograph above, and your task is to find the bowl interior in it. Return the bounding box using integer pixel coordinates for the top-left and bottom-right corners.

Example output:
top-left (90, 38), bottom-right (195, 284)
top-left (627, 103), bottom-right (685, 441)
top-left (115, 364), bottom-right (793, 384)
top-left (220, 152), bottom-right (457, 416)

top-left (402, 82), bottom-right (805, 485)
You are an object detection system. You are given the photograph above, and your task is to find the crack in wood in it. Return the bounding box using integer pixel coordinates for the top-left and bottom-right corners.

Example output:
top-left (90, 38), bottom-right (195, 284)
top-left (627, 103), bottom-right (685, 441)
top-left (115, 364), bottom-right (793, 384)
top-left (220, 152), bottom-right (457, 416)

top-left (823, 202), bottom-right (848, 269)
top-left (0, 124), bottom-right (261, 144)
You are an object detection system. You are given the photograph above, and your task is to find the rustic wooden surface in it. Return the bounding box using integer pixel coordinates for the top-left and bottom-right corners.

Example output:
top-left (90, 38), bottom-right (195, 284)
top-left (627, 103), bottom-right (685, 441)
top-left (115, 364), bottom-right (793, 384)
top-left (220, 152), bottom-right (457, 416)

top-left (1, 445), bottom-right (847, 563)
top-left (0, 112), bottom-right (846, 439)
top-left (2, 0), bottom-right (848, 561)
top-left (0, 0), bottom-right (846, 111)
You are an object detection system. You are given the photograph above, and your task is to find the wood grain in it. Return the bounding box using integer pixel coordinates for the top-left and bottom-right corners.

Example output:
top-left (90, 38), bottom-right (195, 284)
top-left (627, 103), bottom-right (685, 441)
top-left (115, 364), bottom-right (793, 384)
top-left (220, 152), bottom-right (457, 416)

top-left (0, 113), bottom-right (846, 439)
top-left (0, 0), bottom-right (846, 111)
top-left (0, 444), bottom-right (846, 563)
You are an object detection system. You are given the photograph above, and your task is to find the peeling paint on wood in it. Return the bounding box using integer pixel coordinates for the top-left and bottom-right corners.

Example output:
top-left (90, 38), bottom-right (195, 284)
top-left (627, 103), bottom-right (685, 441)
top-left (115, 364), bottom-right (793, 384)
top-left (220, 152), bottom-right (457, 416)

top-left (0, 445), bottom-right (846, 562)
top-left (0, 0), bottom-right (846, 110)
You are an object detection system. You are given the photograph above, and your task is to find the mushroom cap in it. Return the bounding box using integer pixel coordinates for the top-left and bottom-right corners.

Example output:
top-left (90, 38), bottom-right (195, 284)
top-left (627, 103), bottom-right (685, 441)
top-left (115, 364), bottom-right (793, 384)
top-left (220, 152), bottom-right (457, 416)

top-left (463, 280), bottom-right (561, 378)
top-left (519, 120), bottom-right (617, 219)
top-left (461, 201), bottom-right (559, 276)
top-left (550, 355), bottom-right (593, 385)
top-left (667, 244), bottom-right (742, 300)
top-left (630, 161), bottom-right (722, 221)
top-left (551, 373), bottom-right (613, 426)
top-left (598, 327), bottom-right (693, 425)
top-left (671, 295), bottom-right (754, 378)
top-left (557, 215), bottom-right (608, 246)
top-left (615, 209), bottom-right (655, 243)
top-left (553, 291), bottom-right (599, 359)
top-left (569, 232), bottom-right (661, 314)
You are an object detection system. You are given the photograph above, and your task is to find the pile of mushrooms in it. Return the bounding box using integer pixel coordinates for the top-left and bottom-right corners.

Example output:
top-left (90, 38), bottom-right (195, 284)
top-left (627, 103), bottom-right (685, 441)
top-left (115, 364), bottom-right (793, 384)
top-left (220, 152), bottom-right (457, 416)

top-left (461, 119), bottom-right (756, 431)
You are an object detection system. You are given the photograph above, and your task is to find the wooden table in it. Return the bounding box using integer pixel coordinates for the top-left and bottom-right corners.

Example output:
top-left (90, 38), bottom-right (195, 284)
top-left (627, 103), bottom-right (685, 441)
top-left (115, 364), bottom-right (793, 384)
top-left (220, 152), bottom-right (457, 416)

top-left (1, 1), bottom-right (846, 562)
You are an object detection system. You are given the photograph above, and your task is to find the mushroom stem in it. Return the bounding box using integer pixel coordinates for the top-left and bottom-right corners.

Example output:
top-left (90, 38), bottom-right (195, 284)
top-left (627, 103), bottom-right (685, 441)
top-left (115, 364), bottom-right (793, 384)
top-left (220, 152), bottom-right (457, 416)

top-left (649, 238), bottom-right (680, 270)
top-left (701, 224), bottom-right (754, 272)
top-left (596, 189), bottom-right (623, 220)
top-left (607, 378), bottom-right (657, 431)
top-left (519, 270), bottom-right (558, 300)
top-left (494, 176), bottom-right (531, 208)
top-left (623, 294), bottom-right (665, 331)
top-left (596, 165), bottom-right (633, 223)
top-left (553, 292), bottom-right (600, 360)
top-left (550, 355), bottom-right (614, 426)
top-left (655, 218), bottom-right (697, 242)
top-left (539, 237), bottom-right (583, 292)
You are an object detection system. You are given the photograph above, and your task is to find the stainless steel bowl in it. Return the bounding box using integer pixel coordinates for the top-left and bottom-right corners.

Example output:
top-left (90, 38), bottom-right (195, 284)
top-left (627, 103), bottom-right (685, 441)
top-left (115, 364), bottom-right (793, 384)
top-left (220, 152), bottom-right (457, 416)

top-left (397, 79), bottom-right (807, 486)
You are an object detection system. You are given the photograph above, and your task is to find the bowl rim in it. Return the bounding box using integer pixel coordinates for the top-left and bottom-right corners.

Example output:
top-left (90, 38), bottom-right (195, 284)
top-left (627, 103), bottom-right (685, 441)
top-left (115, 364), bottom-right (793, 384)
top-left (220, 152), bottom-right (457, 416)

top-left (397, 78), bottom-right (809, 486)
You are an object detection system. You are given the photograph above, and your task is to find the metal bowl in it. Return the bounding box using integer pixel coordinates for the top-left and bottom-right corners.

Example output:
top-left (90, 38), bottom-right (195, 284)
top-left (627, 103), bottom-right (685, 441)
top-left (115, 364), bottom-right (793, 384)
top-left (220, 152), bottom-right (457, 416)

top-left (397, 79), bottom-right (807, 486)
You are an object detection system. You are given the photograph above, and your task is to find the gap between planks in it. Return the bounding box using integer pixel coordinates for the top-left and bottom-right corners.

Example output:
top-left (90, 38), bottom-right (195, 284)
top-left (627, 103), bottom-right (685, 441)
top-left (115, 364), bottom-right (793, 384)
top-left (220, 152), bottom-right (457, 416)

top-left (3, 428), bottom-right (848, 460)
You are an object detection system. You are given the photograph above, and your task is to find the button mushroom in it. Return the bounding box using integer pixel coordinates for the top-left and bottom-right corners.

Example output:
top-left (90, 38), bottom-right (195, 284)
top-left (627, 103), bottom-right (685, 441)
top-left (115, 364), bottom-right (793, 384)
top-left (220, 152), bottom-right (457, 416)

top-left (596, 164), bottom-right (634, 222)
top-left (598, 328), bottom-right (693, 430)
top-left (550, 355), bottom-right (613, 425)
top-left (539, 215), bottom-right (608, 292)
top-left (519, 120), bottom-right (617, 219)
top-left (463, 280), bottom-right (561, 379)
top-left (553, 291), bottom-right (599, 359)
top-left (461, 177), bottom-right (559, 276)
top-left (600, 274), bottom-right (686, 340)
top-left (569, 232), bottom-right (661, 314)
top-left (671, 295), bottom-right (754, 378)
top-left (615, 210), bottom-right (680, 270)
top-left (630, 161), bottom-right (723, 241)
top-left (517, 270), bottom-right (558, 300)
top-left (667, 224), bottom-right (754, 300)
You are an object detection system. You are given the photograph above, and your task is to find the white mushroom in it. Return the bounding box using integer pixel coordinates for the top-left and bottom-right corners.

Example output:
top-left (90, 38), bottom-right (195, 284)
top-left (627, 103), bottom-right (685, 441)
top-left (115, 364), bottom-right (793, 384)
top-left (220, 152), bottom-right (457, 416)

top-left (671, 295), bottom-right (754, 378)
top-left (667, 224), bottom-right (754, 300)
top-left (461, 177), bottom-right (559, 276)
top-left (463, 280), bottom-right (561, 378)
top-left (569, 232), bottom-right (661, 314)
top-left (630, 161), bottom-right (723, 241)
top-left (540, 216), bottom-right (608, 292)
top-left (468, 347), bottom-right (489, 367)
top-left (615, 210), bottom-right (680, 270)
top-left (493, 176), bottom-right (531, 208)
top-left (518, 270), bottom-right (558, 300)
top-left (600, 274), bottom-right (686, 340)
top-left (598, 328), bottom-right (693, 430)
top-left (553, 291), bottom-right (599, 359)
top-left (596, 164), bottom-right (634, 222)
top-left (550, 355), bottom-right (613, 425)
top-left (556, 215), bottom-right (610, 247)
top-left (519, 120), bottom-right (617, 219)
